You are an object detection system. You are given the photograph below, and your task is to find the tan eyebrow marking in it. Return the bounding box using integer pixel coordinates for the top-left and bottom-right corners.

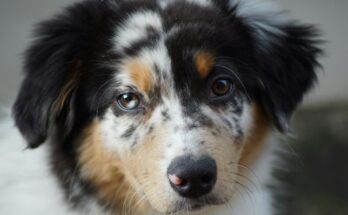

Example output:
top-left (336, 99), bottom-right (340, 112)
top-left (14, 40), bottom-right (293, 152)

top-left (195, 50), bottom-right (215, 79)
top-left (125, 59), bottom-right (154, 93)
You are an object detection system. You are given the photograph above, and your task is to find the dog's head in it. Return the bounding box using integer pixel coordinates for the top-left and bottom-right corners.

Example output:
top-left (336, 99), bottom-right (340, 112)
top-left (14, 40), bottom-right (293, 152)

top-left (13, 0), bottom-right (322, 213)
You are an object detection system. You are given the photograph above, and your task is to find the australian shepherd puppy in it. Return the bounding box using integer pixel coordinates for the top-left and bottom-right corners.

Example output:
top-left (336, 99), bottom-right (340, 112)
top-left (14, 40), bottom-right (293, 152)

top-left (12, 0), bottom-right (322, 214)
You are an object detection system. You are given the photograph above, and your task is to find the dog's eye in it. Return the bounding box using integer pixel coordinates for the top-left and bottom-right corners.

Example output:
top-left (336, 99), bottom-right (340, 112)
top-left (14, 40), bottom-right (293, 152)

top-left (211, 79), bottom-right (233, 96)
top-left (117, 93), bottom-right (141, 110)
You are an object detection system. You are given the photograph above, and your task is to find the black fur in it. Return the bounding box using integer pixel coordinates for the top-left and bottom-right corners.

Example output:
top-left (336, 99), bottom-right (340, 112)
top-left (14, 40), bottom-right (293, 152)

top-left (12, 0), bottom-right (322, 211)
top-left (251, 24), bottom-right (322, 131)
top-left (13, 0), bottom-right (120, 148)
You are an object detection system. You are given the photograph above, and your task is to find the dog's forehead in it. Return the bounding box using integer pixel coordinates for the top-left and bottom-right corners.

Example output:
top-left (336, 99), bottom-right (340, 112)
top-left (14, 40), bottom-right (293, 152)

top-left (113, 7), bottom-right (219, 95)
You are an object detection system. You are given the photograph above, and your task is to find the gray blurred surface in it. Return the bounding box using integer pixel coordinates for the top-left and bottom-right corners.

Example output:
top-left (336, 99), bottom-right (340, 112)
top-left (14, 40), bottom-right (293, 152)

top-left (0, 0), bottom-right (71, 105)
top-left (0, 0), bottom-right (347, 106)
top-left (277, 0), bottom-right (348, 104)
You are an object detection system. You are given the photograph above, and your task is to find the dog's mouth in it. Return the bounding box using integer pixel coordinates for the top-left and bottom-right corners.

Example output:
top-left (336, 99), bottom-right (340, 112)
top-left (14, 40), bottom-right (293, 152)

top-left (166, 196), bottom-right (225, 214)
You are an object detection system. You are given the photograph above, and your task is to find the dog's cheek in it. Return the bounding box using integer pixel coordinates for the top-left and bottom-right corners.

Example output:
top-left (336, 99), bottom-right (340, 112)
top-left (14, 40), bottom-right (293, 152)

top-left (77, 120), bottom-right (131, 211)
top-left (212, 102), bottom-right (270, 200)
top-left (76, 111), bottom-right (159, 213)
top-left (124, 126), bottom-right (178, 213)
top-left (100, 110), bottom-right (143, 152)
top-left (94, 104), bottom-right (179, 212)
top-left (212, 102), bottom-right (271, 199)
top-left (197, 102), bottom-right (256, 197)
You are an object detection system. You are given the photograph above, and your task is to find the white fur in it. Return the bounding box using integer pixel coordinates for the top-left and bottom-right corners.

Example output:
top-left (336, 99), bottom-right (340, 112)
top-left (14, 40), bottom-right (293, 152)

top-left (138, 41), bottom-right (172, 79)
top-left (114, 11), bottom-right (163, 52)
top-left (101, 109), bottom-right (139, 152)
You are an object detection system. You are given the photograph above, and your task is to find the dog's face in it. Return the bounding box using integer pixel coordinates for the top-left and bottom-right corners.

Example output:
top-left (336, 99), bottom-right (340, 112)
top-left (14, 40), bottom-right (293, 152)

top-left (13, 0), bottom-right (321, 214)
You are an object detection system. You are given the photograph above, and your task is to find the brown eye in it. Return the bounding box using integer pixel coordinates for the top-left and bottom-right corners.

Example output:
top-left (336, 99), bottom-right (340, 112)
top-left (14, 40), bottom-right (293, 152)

top-left (211, 79), bottom-right (233, 96)
top-left (117, 93), bottom-right (140, 110)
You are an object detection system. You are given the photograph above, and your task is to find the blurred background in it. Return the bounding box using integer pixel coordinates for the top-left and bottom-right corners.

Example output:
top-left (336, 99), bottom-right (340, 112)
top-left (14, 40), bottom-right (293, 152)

top-left (0, 0), bottom-right (347, 215)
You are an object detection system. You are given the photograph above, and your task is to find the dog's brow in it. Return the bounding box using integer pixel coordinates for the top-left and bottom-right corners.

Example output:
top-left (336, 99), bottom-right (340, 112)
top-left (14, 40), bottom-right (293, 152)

top-left (124, 58), bottom-right (155, 93)
top-left (195, 50), bottom-right (215, 78)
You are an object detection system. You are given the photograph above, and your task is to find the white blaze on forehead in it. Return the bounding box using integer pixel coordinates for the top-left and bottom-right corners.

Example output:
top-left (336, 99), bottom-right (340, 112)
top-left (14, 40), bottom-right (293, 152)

top-left (114, 11), bottom-right (163, 52)
top-left (138, 41), bottom-right (172, 78)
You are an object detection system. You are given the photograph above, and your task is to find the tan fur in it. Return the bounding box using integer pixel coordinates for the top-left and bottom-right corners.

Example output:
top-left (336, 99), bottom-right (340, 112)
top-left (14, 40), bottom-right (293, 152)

top-left (195, 50), bottom-right (215, 78)
top-left (239, 103), bottom-right (270, 166)
top-left (78, 121), bottom-right (151, 214)
top-left (123, 126), bottom-right (174, 213)
top-left (126, 59), bottom-right (154, 93)
top-left (54, 60), bottom-right (81, 114)
top-left (78, 120), bottom-right (179, 214)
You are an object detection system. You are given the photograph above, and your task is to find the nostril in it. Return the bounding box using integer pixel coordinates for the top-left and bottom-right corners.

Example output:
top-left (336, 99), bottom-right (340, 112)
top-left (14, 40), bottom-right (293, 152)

top-left (201, 172), bottom-right (214, 186)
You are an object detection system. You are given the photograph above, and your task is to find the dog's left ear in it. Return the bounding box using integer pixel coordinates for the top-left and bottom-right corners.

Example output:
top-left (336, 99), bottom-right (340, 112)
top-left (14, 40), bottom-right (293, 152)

top-left (231, 1), bottom-right (323, 132)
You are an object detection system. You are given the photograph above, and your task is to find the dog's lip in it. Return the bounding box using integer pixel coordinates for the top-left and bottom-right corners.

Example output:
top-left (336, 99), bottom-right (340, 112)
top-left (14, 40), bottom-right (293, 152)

top-left (166, 196), bottom-right (225, 214)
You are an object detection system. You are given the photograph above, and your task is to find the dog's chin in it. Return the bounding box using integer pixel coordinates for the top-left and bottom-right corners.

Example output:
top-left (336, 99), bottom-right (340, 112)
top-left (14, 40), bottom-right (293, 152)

top-left (160, 196), bottom-right (226, 214)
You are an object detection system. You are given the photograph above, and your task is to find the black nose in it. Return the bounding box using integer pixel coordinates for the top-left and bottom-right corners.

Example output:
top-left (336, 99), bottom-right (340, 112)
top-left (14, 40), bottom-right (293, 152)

top-left (167, 155), bottom-right (217, 198)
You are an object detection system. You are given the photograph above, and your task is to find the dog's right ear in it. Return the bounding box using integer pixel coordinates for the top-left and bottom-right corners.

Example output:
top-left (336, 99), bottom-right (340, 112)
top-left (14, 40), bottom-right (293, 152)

top-left (13, 0), bottom-right (121, 148)
top-left (12, 3), bottom-right (92, 149)
top-left (13, 26), bottom-right (77, 149)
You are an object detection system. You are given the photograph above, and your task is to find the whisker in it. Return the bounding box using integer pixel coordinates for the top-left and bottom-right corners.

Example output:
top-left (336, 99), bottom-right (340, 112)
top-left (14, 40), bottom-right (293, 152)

top-left (229, 170), bottom-right (261, 192)
top-left (234, 180), bottom-right (259, 215)
top-left (229, 162), bottom-right (263, 191)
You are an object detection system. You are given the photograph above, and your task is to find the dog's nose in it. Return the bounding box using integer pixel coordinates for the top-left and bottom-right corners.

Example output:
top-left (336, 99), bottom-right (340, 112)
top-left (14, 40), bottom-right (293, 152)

top-left (167, 155), bottom-right (217, 198)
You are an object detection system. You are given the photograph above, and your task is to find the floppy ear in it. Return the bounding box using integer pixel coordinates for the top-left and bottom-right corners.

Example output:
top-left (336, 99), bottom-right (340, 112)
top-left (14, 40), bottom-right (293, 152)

top-left (255, 24), bottom-right (322, 132)
top-left (13, 9), bottom-right (85, 149)
top-left (232, 0), bottom-right (323, 132)
top-left (13, 0), bottom-right (122, 148)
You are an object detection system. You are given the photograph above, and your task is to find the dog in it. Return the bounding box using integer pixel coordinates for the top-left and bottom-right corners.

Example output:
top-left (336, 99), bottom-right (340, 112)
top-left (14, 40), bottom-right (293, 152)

top-left (12, 0), bottom-right (322, 214)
